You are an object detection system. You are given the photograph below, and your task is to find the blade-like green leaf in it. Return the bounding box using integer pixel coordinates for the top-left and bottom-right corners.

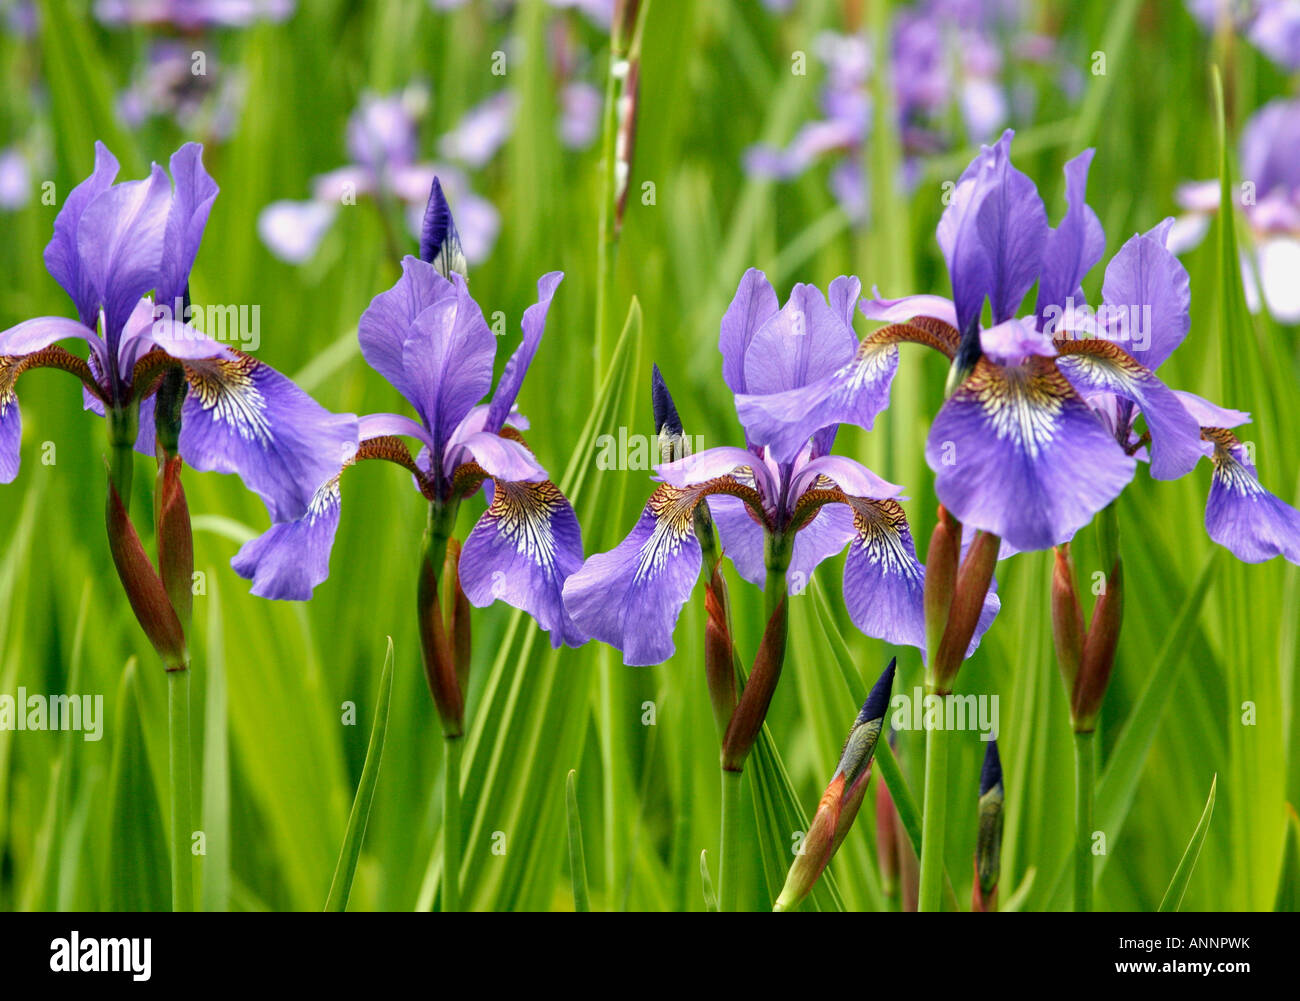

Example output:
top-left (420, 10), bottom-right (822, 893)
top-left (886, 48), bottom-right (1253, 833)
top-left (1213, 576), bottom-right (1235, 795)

top-left (1158, 775), bottom-right (1217, 912)
top-left (566, 769), bottom-right (591, 912)
top-left (325, 638), bottom-right (394, 912)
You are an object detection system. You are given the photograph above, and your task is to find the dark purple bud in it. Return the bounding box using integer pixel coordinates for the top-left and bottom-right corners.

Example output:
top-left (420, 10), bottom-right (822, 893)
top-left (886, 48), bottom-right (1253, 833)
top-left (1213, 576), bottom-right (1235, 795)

top-left (420, 177), bottom-right (467, 279)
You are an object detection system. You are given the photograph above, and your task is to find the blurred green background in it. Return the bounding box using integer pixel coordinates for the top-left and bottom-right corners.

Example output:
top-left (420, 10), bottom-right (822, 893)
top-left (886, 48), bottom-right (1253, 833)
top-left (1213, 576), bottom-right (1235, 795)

top-left (0, 0), bottom-right (1297, 912)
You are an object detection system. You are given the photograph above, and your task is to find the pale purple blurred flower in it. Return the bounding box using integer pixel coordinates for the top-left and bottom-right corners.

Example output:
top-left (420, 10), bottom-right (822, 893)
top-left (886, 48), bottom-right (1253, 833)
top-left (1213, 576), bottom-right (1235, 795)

top-left (439, 92), bottom-right (516, 167)
top-left (94, 0), bottom-right (294, 28)
top-left (258, 86), bottom-right (500, 266)
top-left (0, 147), bottom-right (31, 210)
top-left (117, 40), bottom-right (244, 140)
top-left (1168, 97), bottom-right (1300, 323)
top-left (1187, 0), bottom-right (1300, 70)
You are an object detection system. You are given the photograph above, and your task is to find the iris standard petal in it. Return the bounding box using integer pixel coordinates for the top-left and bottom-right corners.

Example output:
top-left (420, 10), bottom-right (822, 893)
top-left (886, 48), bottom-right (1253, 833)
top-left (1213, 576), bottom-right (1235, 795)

top-left (399, 273), bottom-right (495, 449)
top-left (926, 357), bottom-right (1136, 551)
top-left (156, 143), bottom-right (218, 307)
top-left (858, 293), bottom-right (958, 328)
top-left (1055, 339), bottom-right (1204, 480)
top-left (485, 270), bottom-right (563, 433)
top-left (719, 267), bottom-right (779, 395)
top-left (1035, 149), bottom-right (1105, 325)
top-left (230, 470), bottom-right (345, 600)
top-left (741, 282), bottom-right (858, 398)
top-left (459, 479), bottom-right (587, 648)
top-left (970, 131), bottom-right (1049, 325)
top-left (563, 485), bottom-right (704, 666)
top-left (1204, 430), bottom-right (1300, 564)
top-left (357, 254), bottom-right (457, 413)
top-left (44, 141), bottom-right (120, 327)
top-left (75, 162), bottom-right (172, 346)
top-left (1098, 223), bottom-right (1191, 372)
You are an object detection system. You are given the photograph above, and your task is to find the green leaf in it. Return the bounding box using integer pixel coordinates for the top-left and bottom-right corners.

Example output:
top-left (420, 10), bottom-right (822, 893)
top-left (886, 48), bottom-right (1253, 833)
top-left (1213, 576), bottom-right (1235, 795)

top-left (566, 770), bottom-right (591, 912)
top-left (325, 638), bottom-right (394, 912)
top-left (1158, 775), bottom-right (1217, 912)
top-left (700, 850), bottom-right (718, 912)
top-left (200, 577), bottom-right (232, 912)
top-left (1274, 805), bottom-right (1300, 912)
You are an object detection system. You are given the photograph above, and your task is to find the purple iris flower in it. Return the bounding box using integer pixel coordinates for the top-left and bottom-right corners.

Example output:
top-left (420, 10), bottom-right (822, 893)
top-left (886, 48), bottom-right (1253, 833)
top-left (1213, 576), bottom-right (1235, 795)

top-left (118, 41), bottom-right (243, 141)
top-left (744, 2), bottom-right (1065, 220)
top-left (234, 179), bottom-right (587, 647)
top-left (0, 142), bottom-right (356, 519)
top-left (738, 130), bottom-right (1300, 564)
top-left (1186, 1), bottom-right (1300, 70)
top-left (258, 86), bottom-right (500, 267)
top-left (562, 269), bottom-right (999, 666)
top-left (1171, 97), bottom-right (1300, 323)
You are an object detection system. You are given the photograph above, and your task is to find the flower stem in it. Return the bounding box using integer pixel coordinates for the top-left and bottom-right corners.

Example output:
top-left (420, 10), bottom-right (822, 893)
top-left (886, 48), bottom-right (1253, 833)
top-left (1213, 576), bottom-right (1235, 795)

top-left (443, 734), bottom-right (463, 912)
top-left (1073, 730), bottom-right (1095, 912)
top-left (718, 768), bottom-right (743, 912)
top-left (918, 694), bottom-right (949, 912)
top-left (167, 667), bottom-right (194, 912)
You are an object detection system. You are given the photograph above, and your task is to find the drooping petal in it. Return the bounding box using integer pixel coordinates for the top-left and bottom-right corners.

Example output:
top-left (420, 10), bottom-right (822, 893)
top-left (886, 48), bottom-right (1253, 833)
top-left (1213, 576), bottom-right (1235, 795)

top-left (1203, 430), bottom-right (1300, 564)
top-left (156, 143), bottom-right (218, 307)
top-left (1035, 149), bottom-right (1105, 326)
top-left (176, 349), bottom-right (360, 522)
top-left (926, 357), bottom-right (1136, 551)
top-left (656, 444), bottom-right (776, 500)
top-left (707, 493), bottom-right (766, 586)
top-left (1098, 222), bottom-right (1191, 371)
top-left (459, 479), bottom-right (587, 647)
top-left (0, 357), bottom-right (24, 483)
top-left (1055, 339), bottom-right (1204, 480)
top-left (44, 141), bottom-right (120, 327)
top-left (230, 471), bottom-right (344, 599)
top-left (358, 255), bottom-right (457, 412)
top-left (563, 485), bottom-right (705, 665)
top-left (719, 268), bottom-right (780, 395)
top-left (76, 162), bottom-right (172, 346)
top-left (840, 498), bottom-right (927, 651)
top-left (787, 501), bottom-right (856, 595)
top-left (485, 271), bottom-right (563, 433)
top-left (0, 315), bottom-right (105, 369)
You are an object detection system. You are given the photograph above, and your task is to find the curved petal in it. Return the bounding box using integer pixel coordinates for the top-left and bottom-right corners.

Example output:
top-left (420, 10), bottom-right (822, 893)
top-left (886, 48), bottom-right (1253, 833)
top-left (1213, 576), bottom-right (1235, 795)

top-left (787, 502), bottom-right (856, 595)
top-left (791, 454), bottom-right (901, 502)
top-left (231, 472), bottom-right (344, 600)
top-left (859, 293), bottom-right (957, 328)
top-left (1035, 149), bottom-right (1105, 324)
top-left (1099, 223), bottom-right (1191, 371)
top-left (485, 270), bottom-right (563, 433)
top-left (563, 485), bottom-right (705, 665)
top-left (1172, 390), bottom-right (1250, 429)
top-left (44, 141), bottom-right (120, 326)
top-left (358, 411), bottom-right (436, 448)
top-left (400, 272), bottom-right (495, 448)
top-left (0, 366), bottom-right (22, 483)
top-left (741, 282), bottom-right (858, 399)
top-left (926, 357), bottom-right (1136, 552)
top-left (720, 268), bottom-right (780, 395)
top-left (656, 444), bottom-right (774, 496)
top-left (1055, 340), bottom-right (1204, 480)
top-left (156, 143), bottom-right (218, 307)
top-left (1204, 431), bottom-right (1300, 564)
top-left (450, 430), bottom-right (546, 483)
top-left (707, 493), bottom-right (765, 586)
top-left (841, 498), bottom-right (926, 651)
top-left (460, 479), bottom-right (587, 648)
top-left (0, 315), bottom-right (105, 370)
top-left (76, 162), bottom-right (172, 346)
top-left (178, 350), bottom-right (360, 522)
top-left (357, 255), bottom-right (457, 415)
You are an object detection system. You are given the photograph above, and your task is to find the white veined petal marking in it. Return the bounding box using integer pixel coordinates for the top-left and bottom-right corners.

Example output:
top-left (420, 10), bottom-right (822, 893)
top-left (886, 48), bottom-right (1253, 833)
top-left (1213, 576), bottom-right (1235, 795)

top-left (306, 472), bottom-right (343, 524)
top-left (485, 480), bottom-right (563, 571)
top-left (849, 499), bottom-right (920, 580)
top-left (1205, 428), bottom-right (1265, 499)
top-left (969, 361), bottom-right (1070, 460)
top-left (186, 355), bottom-right (273, 444)
top-left (0, 356), bottom-right (21, 417)
top-left (635, 486), bottom-right (699, 584)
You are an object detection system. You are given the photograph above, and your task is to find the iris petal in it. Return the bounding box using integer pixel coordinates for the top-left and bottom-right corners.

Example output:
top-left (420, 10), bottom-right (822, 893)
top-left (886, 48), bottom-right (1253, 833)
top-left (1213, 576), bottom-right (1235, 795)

top-left (460, 479), bottom-right (587, 648)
